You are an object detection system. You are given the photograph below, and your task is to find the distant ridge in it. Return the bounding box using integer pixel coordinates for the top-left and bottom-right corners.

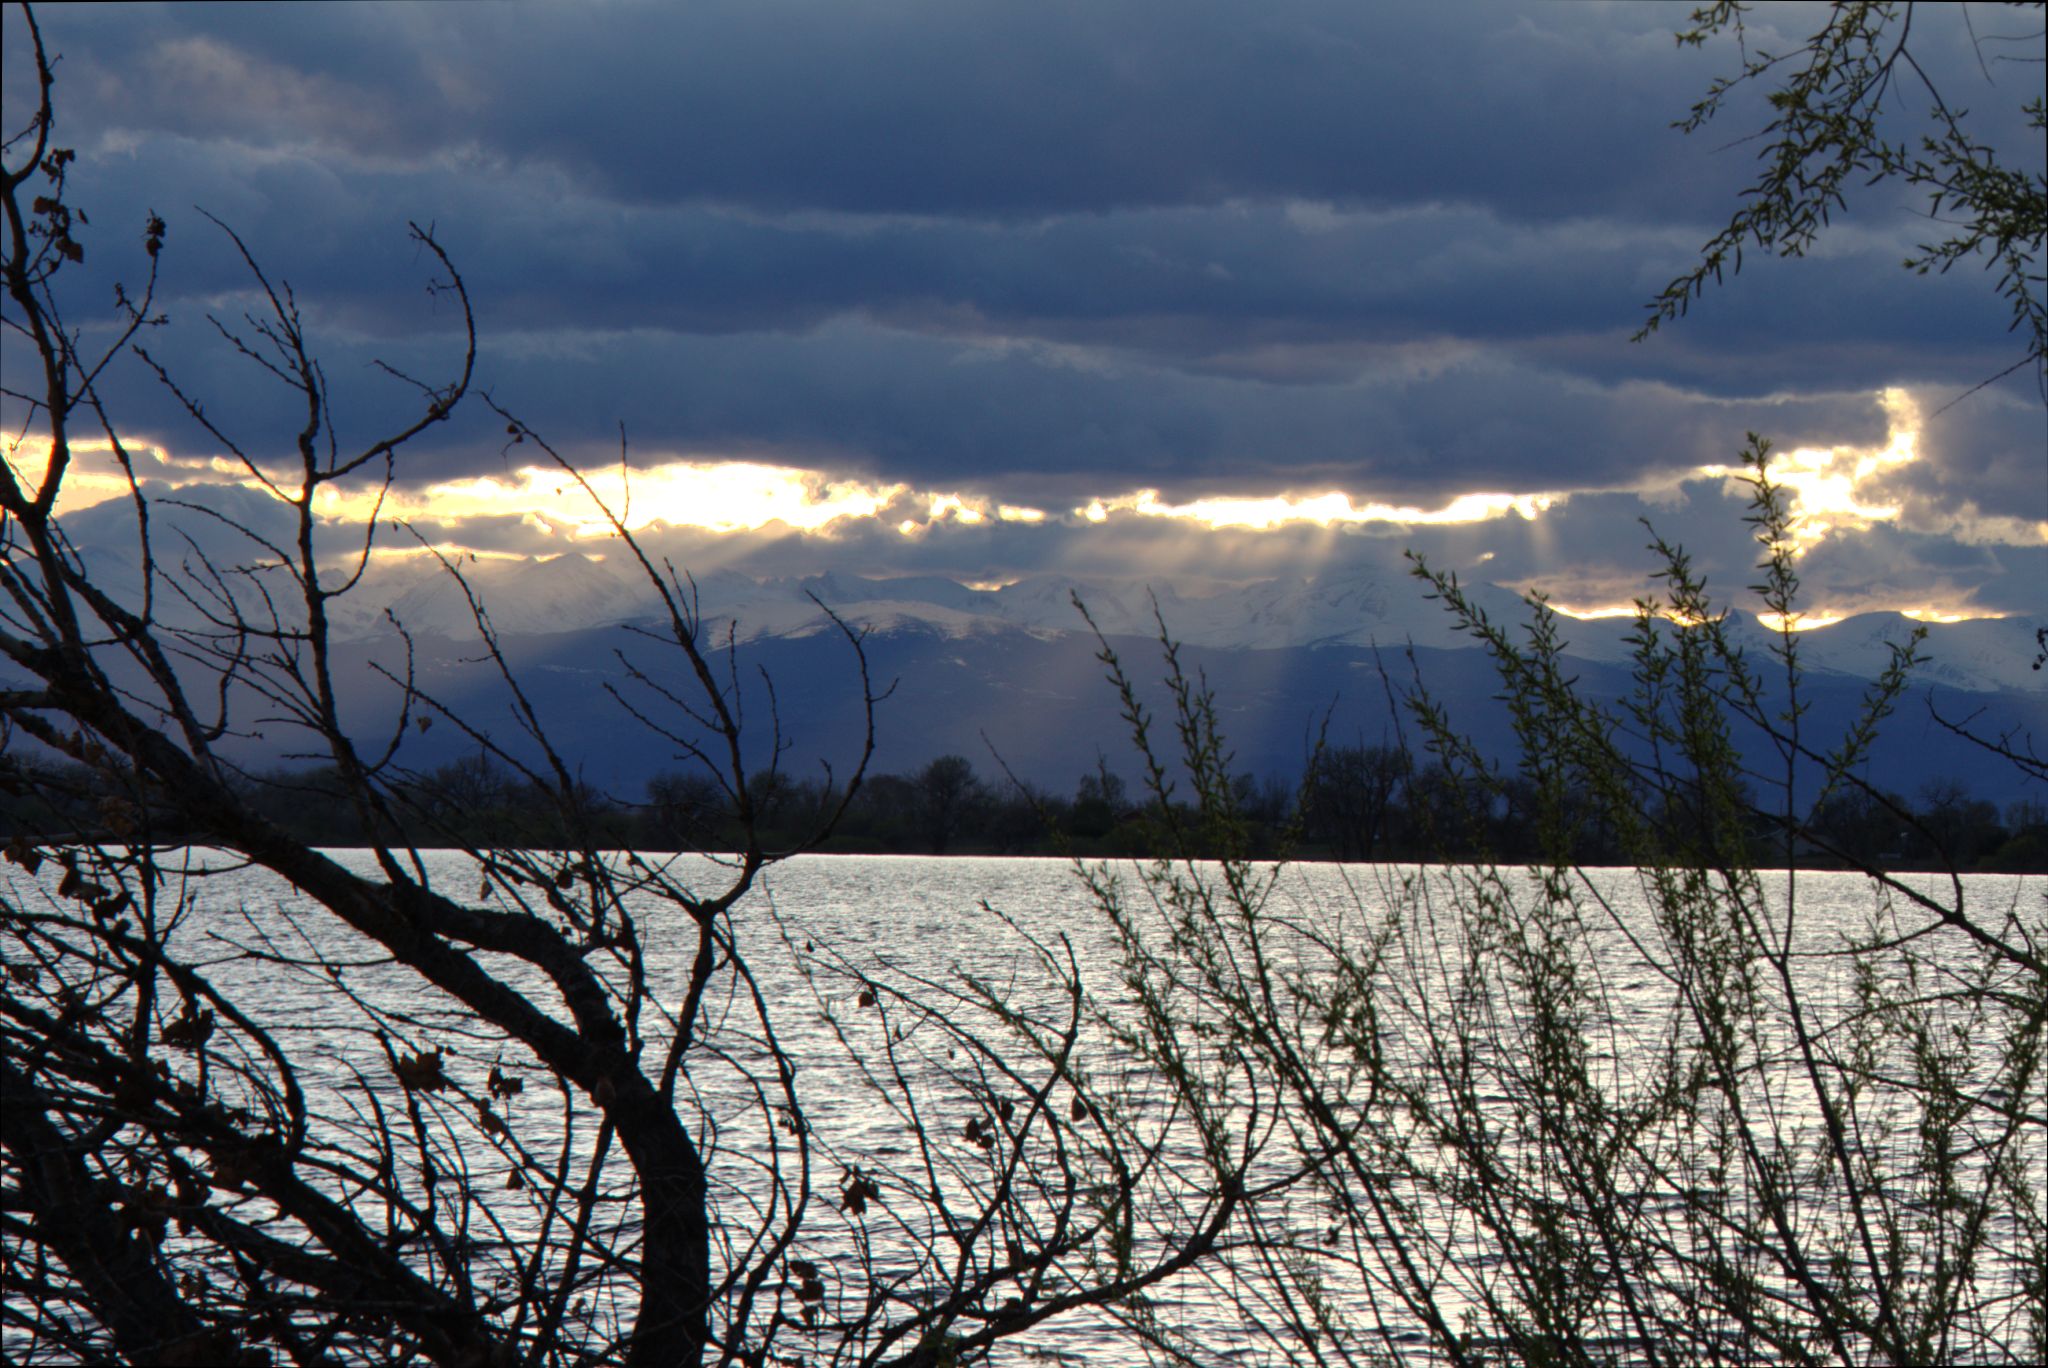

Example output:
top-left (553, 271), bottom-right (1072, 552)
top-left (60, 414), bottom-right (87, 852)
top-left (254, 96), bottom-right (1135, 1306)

top-left (325, 555), bottom-right (2044, 696)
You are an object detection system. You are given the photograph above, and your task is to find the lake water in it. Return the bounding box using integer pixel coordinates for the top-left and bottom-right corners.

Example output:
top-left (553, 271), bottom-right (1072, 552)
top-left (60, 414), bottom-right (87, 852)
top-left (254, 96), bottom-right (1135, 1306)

top-left (4, 851), bottom-right (2040, 1364)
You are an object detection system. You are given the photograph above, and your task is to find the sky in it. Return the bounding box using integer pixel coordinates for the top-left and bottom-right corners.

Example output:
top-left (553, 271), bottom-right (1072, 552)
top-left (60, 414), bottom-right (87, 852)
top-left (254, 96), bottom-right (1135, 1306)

top-left (5, 0), bottom-right (2044, 627)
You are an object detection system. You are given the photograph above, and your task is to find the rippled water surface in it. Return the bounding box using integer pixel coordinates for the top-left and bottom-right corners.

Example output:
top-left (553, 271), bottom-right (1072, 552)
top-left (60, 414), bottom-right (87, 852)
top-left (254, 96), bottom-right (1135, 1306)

top-left (6, 851), bottom-right (2040, 1363)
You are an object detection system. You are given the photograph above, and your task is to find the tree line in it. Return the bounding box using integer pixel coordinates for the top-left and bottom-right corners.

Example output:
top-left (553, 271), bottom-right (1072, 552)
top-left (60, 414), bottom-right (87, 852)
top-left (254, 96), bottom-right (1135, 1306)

top-left (9, 743), bottom-right (2043, 871)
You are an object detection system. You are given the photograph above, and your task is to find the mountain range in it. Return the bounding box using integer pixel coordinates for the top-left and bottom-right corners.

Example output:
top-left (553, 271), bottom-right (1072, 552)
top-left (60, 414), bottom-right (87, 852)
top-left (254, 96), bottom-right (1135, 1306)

top-left (299, 552), bottom-right (2043, 806)
top-left (23, 508), bottom-right (2044, 805)
top-left (321, 550), bottom-right (2044, 690)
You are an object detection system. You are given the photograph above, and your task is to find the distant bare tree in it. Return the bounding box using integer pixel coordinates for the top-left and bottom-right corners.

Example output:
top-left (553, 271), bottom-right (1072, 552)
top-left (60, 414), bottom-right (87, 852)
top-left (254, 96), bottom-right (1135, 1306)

top-left (1303, 743), bottom-right (1408, 859)
top-left (913, 755), bottom-right (983, 854)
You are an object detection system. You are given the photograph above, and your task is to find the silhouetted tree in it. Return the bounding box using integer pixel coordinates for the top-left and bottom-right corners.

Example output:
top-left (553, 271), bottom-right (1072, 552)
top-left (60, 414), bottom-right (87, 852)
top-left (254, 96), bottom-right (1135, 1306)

top-left (912, 754), bottom-right (983, 854)
top-left (1067, 452), bottom-right (2045, 1365)
top-left (1066, 761), bottom-right (1128, 841)
top-left (1645, 0), bottom-right (2047, 398)
top-left (1304, 743), bottom-right (1408, 859)
top-left (1913, 775), bottom-right (2006, 868)
top-left (0, 15), bottom-right (1258, 1361)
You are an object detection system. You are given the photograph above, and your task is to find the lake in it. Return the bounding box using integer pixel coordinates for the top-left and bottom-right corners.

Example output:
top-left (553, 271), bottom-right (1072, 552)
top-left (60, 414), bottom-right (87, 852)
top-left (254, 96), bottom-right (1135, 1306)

top-left (4, 850), bottom-right (2040, 1364)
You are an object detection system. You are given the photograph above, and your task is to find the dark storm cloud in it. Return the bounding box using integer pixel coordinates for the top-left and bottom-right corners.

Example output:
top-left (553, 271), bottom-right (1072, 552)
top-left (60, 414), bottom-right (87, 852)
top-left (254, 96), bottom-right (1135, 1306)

top-left (30, 135), bottom-right (2018, 508)
top-left (466, 327), bottom-right (1899, 503)
top-left (58, 291), bottom-right (1901, 515)
top-left (20, 1), bottom-right (1756, 223)
top-left (46, 137), bottom-right (2023, 402)
top-left (34, 0), bottom-right (2032, 232)
top-left (7, 0), bottom-right (2039, 619)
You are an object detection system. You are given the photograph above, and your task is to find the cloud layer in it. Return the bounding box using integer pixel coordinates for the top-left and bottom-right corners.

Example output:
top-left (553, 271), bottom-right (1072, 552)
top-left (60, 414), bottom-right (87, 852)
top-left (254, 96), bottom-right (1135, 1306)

top-left (5, 0), bottom-right (2041, 622)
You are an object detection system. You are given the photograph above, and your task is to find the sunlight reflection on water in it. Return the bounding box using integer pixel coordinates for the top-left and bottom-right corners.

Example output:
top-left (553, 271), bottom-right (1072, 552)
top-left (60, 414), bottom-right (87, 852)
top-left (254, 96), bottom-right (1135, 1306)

top-left (5, 851), bottom-right (2038, 1364)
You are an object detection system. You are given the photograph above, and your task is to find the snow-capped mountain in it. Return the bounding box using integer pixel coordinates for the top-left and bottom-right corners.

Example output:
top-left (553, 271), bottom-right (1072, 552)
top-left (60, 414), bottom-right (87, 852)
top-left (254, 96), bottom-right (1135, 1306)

top-left (324, 555), bottom-right (2044, 697)
top-left (17, 526), bottom-right (2042, 803)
